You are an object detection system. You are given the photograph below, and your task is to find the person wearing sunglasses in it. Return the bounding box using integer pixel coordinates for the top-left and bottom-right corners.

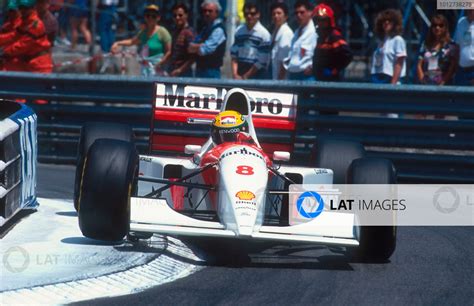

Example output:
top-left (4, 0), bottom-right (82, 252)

top-left (417, 14), bottom-right (458, 86)
top-left (370, 9), bottom-right (407, 85)
top-left (168, 3), bottom-right (195, 77)
top-left (111, 4), bottom-right (171, 76)
top-left (230, 2), bottom-right (271, 80)
top-left (187, 0), bottom-right (226, 79)
top-left (454, 10), bottom-right (474, 86)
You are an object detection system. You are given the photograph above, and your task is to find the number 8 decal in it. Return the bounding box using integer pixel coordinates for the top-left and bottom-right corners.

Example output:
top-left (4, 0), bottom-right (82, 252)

top-left (236, 165), bottom-right (254, 175)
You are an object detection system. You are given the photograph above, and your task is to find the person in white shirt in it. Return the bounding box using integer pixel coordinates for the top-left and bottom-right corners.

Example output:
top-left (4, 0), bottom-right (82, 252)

top-left (230, 2), bottom-right (271, 80)
top-left (283, 0), bottom-right (317, 81)
top-left (454, 10), bottom-right (474, 86)
top-left (270, 2), bottom-right (293, 80)
top-left (370, 9), bottom-right (407, 85)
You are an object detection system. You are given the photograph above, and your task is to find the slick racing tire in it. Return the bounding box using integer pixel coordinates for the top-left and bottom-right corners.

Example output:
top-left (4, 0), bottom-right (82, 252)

top-left (74, 122), bottom-right (134, 211)
top-left (78, 139), bottom-right (139, 241)
top-left (346, 157), bottom-right (397, 262)
top-left (312, 139), bottom-right (365, 184)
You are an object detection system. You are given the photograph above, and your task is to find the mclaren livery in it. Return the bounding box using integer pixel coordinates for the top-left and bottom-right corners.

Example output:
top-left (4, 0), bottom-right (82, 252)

top-left (75, 86), bottom-right (396, 262)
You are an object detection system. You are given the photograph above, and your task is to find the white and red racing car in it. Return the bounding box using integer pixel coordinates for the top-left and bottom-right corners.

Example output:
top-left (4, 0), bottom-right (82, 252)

top-left (74, 87), bottom-right (396, 262)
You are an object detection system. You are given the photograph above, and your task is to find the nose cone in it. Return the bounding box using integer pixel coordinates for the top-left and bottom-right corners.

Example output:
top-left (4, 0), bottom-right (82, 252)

top-left (217, 145), bottom-right (268, 236)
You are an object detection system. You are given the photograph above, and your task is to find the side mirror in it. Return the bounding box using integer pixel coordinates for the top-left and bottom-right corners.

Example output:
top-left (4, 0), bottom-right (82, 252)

top-left (273, 151), bottom-right (290, 162)
top-left (185, 145), bottom-right (202, 155)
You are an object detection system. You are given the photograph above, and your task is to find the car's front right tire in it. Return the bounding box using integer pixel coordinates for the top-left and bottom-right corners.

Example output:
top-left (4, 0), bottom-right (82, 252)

top-left (78, 139), bottom-right (138, 241)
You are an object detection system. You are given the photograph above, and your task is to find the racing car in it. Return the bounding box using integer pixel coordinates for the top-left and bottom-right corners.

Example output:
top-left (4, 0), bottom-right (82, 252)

top-left (74, 87), bottom-right (397, 262)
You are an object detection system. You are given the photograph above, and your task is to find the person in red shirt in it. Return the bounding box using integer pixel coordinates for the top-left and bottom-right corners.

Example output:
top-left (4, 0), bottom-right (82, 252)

top-left (0, 1), bottom-right (22, 47)
top-left (311, 3), bottom-right (352, 81)
top-left (0, 0), bottom-right (22, 70)
top-left (2, 0), bottom-right (53, 73)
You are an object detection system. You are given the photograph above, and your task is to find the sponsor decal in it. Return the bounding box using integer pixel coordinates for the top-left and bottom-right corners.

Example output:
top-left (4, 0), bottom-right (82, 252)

top-left (221, 115), bottom-right (236, 125)
top-left (236, 190), bottom-right (256, 201)
top-left (140, 156), bottom-right (153, 162)
top-left (219, 147), bottom-right (265, 162)
top-left (155, 84), bottom-right (296, 117)
top-left (219, 128), bottom-right (240, 134)
top-left (315, 169), bottom-right (329, 174)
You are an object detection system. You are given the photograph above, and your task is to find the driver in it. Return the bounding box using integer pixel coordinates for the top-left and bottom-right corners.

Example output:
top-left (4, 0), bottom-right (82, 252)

top-left (211, 110), bottom-right (252, 145)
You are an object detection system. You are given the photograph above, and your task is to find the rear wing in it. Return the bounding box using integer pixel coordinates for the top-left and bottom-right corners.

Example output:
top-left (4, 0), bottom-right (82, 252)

top-left (150, 83), bottom-right (298, 155)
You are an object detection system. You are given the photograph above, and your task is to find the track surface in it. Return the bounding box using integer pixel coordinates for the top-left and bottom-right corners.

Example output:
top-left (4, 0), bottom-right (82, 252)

top-left (36, 164), bottom-right (474, 305)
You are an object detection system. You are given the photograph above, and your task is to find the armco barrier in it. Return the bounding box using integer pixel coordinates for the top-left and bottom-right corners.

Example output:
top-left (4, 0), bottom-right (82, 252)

top-left (0, 100), bottom-right (38, 227)
top-left (0, 72), bottom-right (473, 184)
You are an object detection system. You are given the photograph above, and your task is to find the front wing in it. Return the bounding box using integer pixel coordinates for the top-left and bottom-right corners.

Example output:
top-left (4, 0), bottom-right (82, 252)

top-left (130, 197), bottom-right (359, 247)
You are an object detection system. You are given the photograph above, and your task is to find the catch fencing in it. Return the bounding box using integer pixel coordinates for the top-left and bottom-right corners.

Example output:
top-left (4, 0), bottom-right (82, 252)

top-left (0, 71), bottom-right (473, 183)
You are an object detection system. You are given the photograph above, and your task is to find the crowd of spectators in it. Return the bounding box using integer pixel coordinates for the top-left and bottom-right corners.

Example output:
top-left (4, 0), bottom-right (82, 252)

top-left (1, 0), bottom-right (473, 87)
top-left (0, 0), bottom-right (54, 73)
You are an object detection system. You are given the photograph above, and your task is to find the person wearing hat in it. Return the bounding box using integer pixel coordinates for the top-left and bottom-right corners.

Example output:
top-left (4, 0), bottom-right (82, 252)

top-left (111, 4), bottom-right (172, 76)
top-left (1, 0), bottom-right (53, 73)
top-left (312, 3), bottom-right (352, 81)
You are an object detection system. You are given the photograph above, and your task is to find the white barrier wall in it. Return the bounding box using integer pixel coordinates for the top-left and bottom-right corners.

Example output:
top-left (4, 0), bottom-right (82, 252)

top-left (0, 101), bottom-right (37, 227)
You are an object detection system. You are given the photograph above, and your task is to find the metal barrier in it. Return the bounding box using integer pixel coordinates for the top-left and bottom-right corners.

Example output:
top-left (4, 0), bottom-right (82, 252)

top-left (0, 72), bottom-right (473, 183)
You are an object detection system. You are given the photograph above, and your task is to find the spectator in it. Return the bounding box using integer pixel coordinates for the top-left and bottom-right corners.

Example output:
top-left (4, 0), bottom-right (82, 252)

top-left (283, 0), bottom-right (317, 81)
top-left (417, 14), bottom-right (458, 85)
top-left (454, 10), bottom-right (474, 86)
top-left (98, 0), bottom-right (118, 53)
top-left (230, 2), bottom-right (271, 80)
top-left (168, 3), bottom-right (194, 77)
top-left (0, 0), bottom-right (21, 71)
top-left (187, 0), bottom-right (226, 79)
top-left (0, 0), bottom-right (21, 48)
top-left (69, 0), bottom-right (91, 50)
top-left (312, 3), bottom-right (352, 81)
top-left (51, 0), bottom-right (70, 46)
top-left (270, 1), bottom-right (293, 80)
top-left (370, 9), bottom-right (407, 84)
top-left (37, 0), bottom-right (58, 46)
top-left (111, 4), bottom-right (172, 76)
top-left (3, 0), bottom-right (53, 73)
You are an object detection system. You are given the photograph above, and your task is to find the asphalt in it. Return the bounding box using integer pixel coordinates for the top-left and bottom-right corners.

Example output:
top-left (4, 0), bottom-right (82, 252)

top-left (37, 164), bottom-right (474, 306)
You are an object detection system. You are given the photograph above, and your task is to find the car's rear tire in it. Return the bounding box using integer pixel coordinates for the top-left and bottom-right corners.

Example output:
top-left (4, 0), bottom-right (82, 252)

top-left (312, 139), bottom-right (365, 183)
top-left (346, 157), bottom-right (397, 262)
top-left (78, 139), bottom-right (138, 241)
top-left (74, 122), bottom-right (134, 211)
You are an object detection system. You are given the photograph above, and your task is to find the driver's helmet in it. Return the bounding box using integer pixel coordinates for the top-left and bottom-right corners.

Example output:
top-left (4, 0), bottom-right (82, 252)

top-left (211, 110), bottom-right (249, 145)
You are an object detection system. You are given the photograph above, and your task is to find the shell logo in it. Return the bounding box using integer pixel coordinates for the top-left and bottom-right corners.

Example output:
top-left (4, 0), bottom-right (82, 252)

top-left (235, 190), bottom-right (255, 201)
